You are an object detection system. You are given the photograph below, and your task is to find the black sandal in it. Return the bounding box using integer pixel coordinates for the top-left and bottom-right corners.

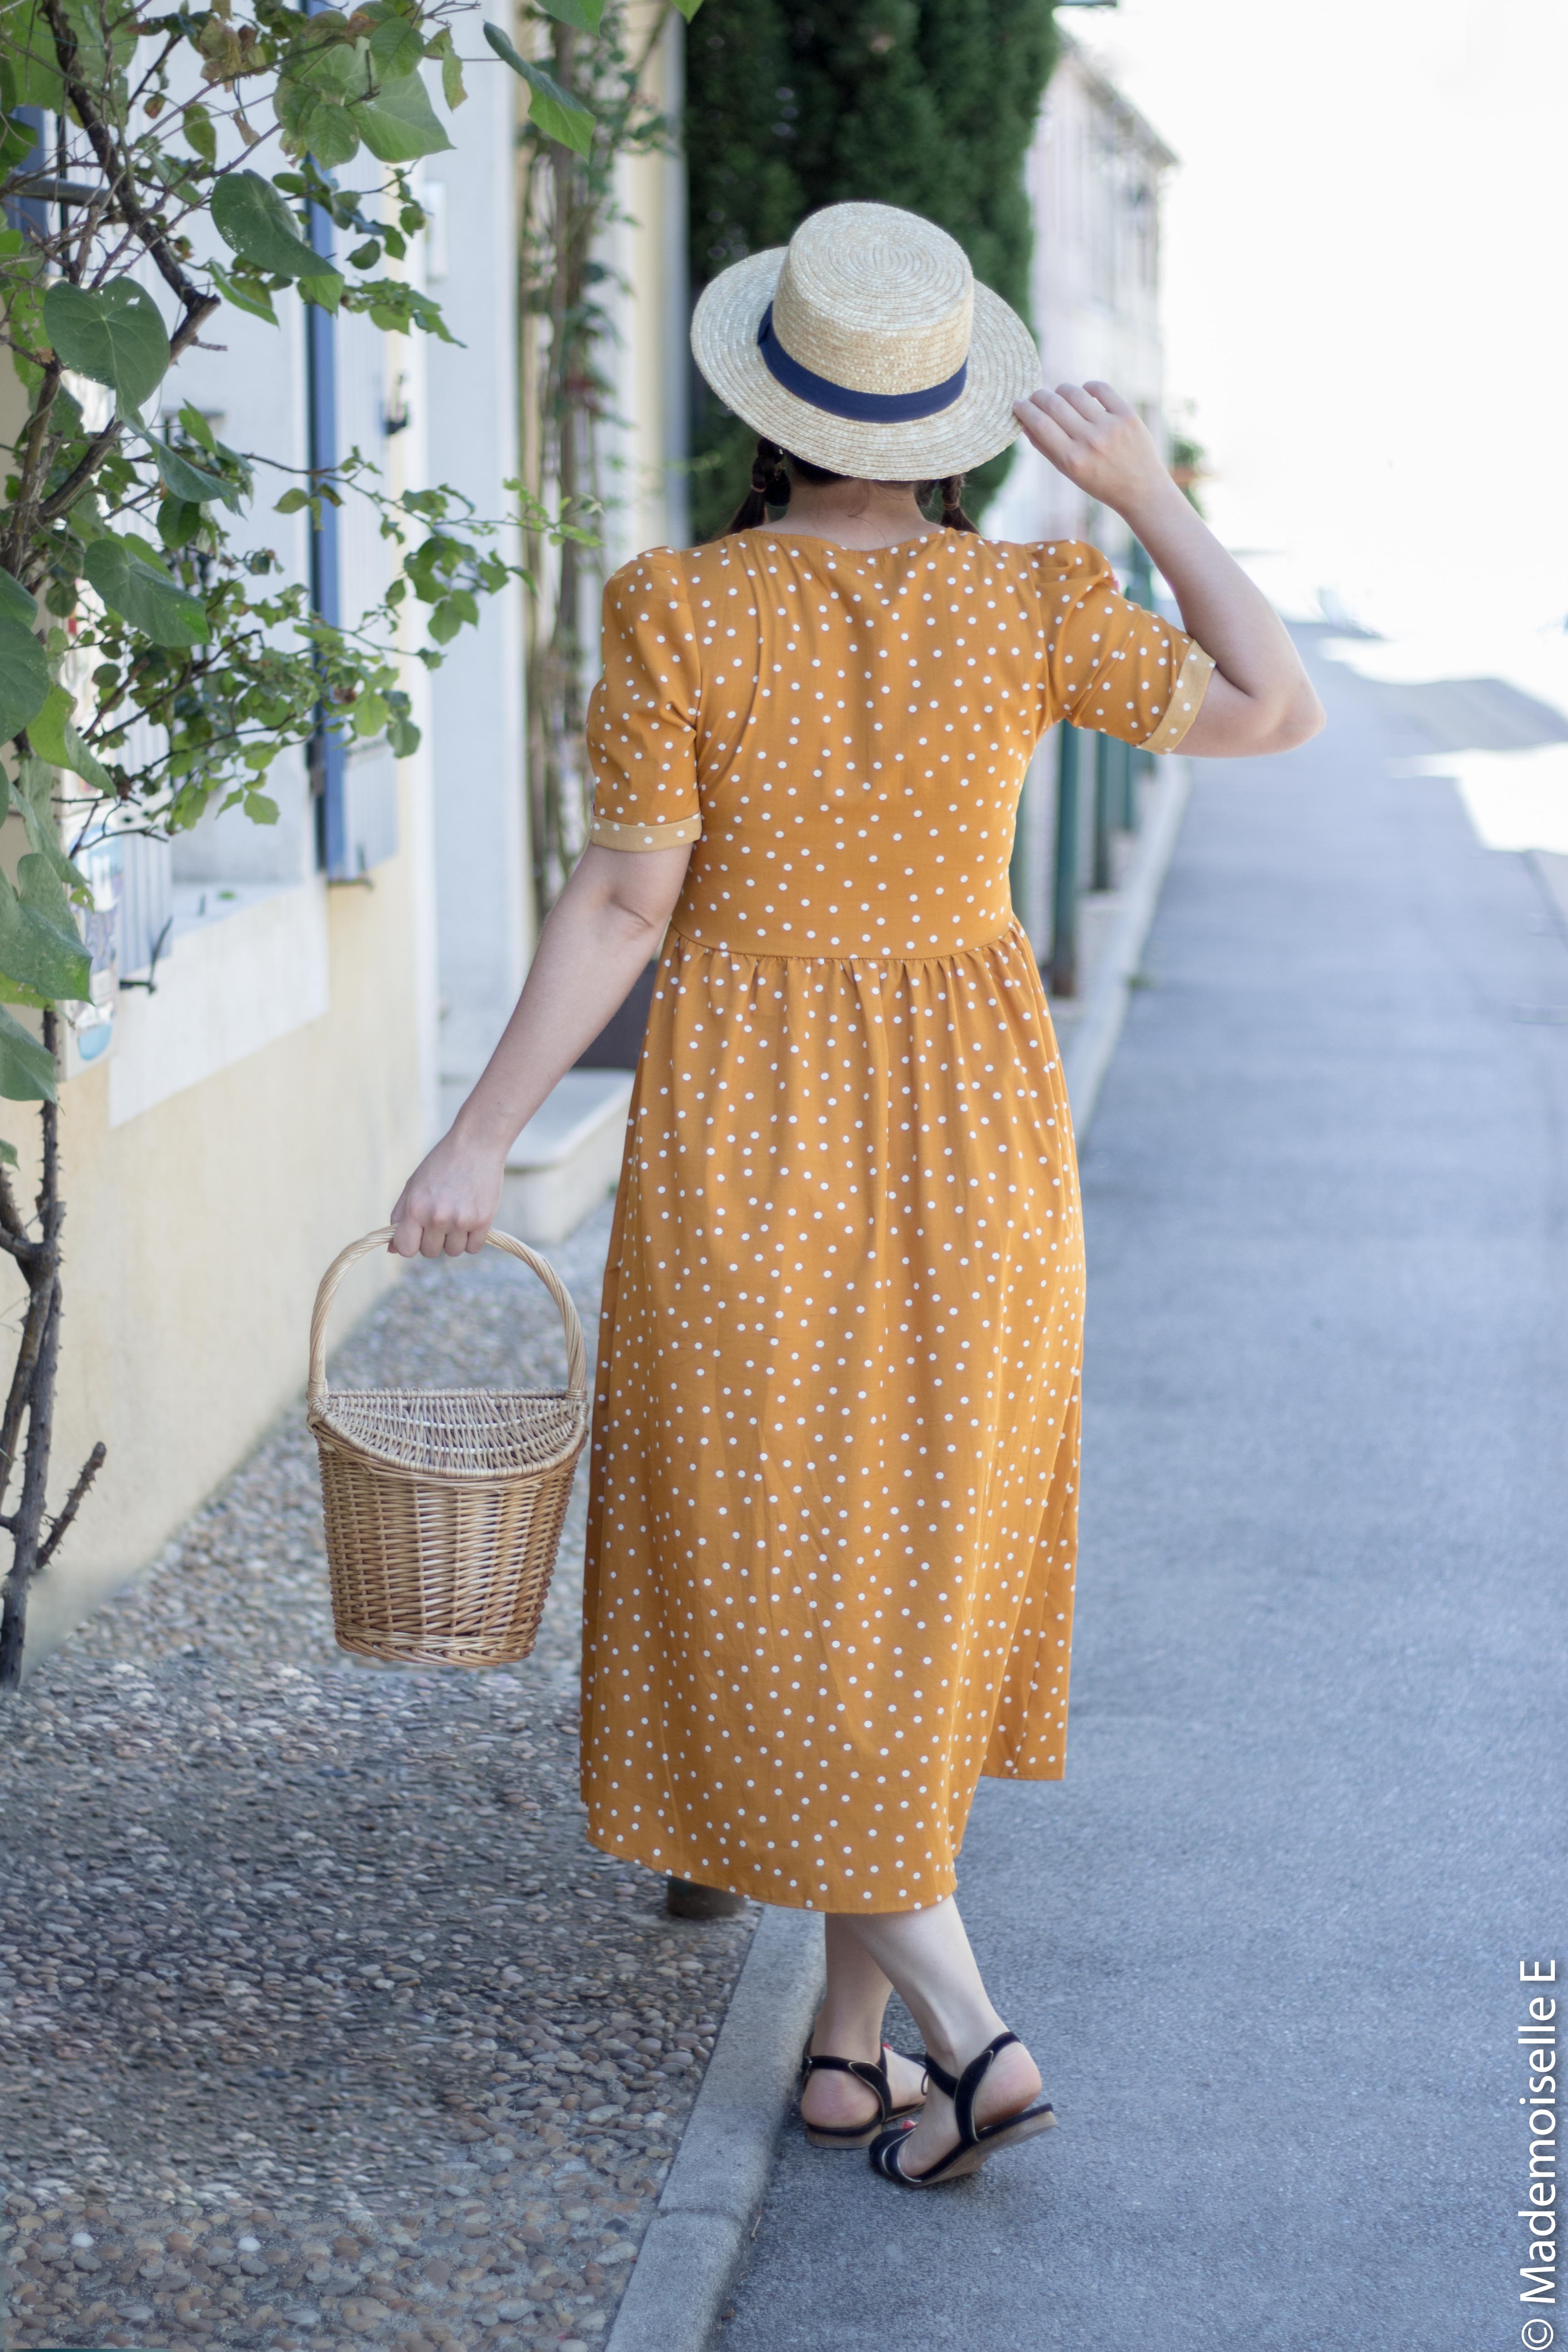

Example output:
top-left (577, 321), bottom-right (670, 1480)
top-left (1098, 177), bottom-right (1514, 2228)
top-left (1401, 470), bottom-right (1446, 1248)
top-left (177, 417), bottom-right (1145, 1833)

top-left (799, 2040), bottom-right (928, 2149)
top-left (869, 2030), bottom-right (1056, 2185)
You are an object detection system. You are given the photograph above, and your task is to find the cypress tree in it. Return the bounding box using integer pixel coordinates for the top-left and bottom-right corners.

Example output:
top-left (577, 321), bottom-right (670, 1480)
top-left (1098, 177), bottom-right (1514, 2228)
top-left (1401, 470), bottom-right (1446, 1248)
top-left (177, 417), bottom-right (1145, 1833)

top-left (686, 0), bottom-right (1059, 538)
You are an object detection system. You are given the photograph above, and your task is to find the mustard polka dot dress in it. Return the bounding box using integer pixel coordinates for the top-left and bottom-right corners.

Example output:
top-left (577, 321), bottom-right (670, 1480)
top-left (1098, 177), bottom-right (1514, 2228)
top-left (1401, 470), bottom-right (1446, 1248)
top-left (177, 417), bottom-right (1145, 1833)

top-left (578, 528), bottom-right (1212, 1911)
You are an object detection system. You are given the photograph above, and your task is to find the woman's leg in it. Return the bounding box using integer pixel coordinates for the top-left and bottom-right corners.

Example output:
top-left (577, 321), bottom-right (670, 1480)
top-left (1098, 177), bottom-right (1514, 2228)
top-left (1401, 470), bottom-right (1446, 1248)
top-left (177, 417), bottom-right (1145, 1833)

top-left (799, 1916), bottom-right (930, 2133)
top-left (830, 1898), bottom-right (1042, 2168)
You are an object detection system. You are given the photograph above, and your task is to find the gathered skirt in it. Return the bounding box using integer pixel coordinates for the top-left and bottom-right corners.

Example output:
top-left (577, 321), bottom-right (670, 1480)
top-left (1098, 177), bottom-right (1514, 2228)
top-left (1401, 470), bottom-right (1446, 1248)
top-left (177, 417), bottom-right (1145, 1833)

top-left (579, 916), bottom-right (1084, 1911)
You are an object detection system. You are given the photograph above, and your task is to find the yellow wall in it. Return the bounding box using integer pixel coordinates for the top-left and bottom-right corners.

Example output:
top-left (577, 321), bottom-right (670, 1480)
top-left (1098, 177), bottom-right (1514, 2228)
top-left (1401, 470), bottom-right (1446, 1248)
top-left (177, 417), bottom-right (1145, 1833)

top-left (3, 810), bottom-right (426, 1674)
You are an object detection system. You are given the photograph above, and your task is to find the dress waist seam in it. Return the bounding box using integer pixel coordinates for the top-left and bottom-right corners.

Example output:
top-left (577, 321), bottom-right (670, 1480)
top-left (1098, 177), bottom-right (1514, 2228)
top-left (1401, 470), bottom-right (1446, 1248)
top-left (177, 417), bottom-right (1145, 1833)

top-left (665, 918), bottom-right (1029, 967)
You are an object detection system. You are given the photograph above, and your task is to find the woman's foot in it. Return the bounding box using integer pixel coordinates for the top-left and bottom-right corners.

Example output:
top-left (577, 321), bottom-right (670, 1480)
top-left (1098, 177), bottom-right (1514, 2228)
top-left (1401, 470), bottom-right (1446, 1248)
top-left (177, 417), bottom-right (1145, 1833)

top-left (799, 2035), bottom-right (928, 2138)
top-left (880, 2032), bottom-right (1043, 2176)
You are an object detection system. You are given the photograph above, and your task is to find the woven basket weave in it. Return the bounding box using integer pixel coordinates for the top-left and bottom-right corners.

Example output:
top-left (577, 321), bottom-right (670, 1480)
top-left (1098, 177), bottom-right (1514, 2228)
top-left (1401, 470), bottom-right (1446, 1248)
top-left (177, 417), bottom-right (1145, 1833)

top-left (307, 1226), bottom-right (589, 1669)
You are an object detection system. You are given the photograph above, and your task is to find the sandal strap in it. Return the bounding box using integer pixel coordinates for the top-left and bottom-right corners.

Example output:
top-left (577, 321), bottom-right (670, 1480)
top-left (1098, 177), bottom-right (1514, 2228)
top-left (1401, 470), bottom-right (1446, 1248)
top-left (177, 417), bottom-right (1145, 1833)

top-left (920, 2030), bottom-right (1019, 2147)
top-left (799, 2041), bottom-right (891, 2107)
top-left (870, 2122), bottom-right (916, 2182)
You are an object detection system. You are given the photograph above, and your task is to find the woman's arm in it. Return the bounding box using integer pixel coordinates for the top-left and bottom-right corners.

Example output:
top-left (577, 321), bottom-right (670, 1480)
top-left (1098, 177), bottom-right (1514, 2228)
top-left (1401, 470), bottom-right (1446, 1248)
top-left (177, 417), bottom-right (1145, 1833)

top-left (1013, 382), bottom-right (1324, 757)
top-left (390, 841), bottom-right (693, 1258)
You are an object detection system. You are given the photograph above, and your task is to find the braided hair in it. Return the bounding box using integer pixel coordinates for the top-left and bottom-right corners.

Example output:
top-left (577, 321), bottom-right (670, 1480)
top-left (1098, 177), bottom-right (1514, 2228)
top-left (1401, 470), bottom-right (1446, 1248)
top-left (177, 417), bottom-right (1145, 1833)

top-left (724, 437), bottom-right (793, 533)
top-left (721, 439), bottom-right (979, 536)
top-left (934, 475), bottom-right (979, 533)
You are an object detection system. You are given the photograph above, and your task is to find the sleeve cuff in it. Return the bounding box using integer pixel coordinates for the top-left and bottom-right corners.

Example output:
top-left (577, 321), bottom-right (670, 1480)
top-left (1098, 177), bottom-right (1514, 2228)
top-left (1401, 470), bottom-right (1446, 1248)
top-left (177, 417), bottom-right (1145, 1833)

top-left (1143, 640), bottom-right (1216, 754)
top-left (588, 812), bottom-right (702, 851)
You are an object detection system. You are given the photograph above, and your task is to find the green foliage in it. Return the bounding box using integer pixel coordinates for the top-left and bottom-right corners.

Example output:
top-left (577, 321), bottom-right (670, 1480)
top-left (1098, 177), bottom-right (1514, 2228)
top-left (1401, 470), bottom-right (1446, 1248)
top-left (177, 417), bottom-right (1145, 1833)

top-left (81, 535), bottom-right (211, 647)
top-left (28, 682), bottom-right (110, 790)
top-left (0, 851), bottom-right (92, 1003)
top-left (41, 281), bottom-right (171, 416)
top-left (516, 0), bottom-right (705, 917)
top-left (0, 609), bottom-right (49, 737)
top-left (0, 0), bottom-right (612, 1106)
top-left (0, 1000), bottom-right (54, 1098)
top-left (685, 0), bottom-right (1059, 536)
top-left (485, 23), bottom-right (596, 157)
top-left (211, 169), bottom-right (342, 281)
top-left (536, 0), bottom-right (607, 34)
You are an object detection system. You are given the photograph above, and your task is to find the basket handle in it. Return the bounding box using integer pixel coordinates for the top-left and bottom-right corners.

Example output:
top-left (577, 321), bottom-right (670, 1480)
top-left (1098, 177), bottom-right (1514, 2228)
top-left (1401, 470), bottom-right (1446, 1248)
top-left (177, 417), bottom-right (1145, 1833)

top-left (307, 1226), bottom-right (589, 1416)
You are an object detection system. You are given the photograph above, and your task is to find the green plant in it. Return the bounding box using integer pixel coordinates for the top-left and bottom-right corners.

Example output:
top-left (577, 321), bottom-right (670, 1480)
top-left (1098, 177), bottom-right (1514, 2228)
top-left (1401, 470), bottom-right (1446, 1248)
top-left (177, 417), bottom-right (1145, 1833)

top-left (487, 0), bottom-right (703, 922)
top-left (685, 0), bottom-right (1059, 539)
top-left (0, 0), bottom-right (598, 1685)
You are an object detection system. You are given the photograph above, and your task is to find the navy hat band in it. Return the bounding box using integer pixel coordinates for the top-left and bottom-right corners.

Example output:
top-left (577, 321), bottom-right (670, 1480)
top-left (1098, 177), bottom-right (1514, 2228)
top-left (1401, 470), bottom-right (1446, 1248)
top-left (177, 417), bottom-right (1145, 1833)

top-left (755, 302), bottom-right (968, 425)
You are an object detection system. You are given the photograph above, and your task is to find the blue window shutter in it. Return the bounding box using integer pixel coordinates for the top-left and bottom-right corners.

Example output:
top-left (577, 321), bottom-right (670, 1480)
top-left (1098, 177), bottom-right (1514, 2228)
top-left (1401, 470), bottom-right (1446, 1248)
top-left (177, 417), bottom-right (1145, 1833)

top-left (302, 23), bottom-right (350, 877)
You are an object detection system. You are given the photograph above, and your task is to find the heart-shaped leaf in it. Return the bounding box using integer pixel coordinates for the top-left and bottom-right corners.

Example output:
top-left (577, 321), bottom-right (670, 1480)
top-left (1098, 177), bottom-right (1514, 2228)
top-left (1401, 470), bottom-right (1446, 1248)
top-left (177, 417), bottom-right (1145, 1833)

top-left (84, 537), bottom-right (210, 648)
top-left (0, 1002), bottom-right (56, 1101)
top-left (212, 170), bottom-right (340, 280)
top-left (0, 612), bottom-right (51, 743)
top-left (43, 280), bottom-right (171, 414)
top-left (0, 857), bottom-right (91, 1008)
top-left (483, 25), bottom-right (594, 156)
top-left (356, 67), bottom-right (454, 162)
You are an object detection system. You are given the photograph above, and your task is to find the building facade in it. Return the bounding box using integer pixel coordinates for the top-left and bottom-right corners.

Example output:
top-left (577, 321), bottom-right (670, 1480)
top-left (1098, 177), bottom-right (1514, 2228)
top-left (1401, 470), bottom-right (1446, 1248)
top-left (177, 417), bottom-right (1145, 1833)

top-left (987, 30), bottom-right (1177, 964)
top-left (989, 29), bottom-right (1175, 549)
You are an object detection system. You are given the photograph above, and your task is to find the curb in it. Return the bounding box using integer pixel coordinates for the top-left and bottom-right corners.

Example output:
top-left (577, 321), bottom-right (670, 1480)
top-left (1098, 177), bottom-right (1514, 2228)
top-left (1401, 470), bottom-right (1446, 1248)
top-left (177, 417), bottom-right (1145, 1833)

top-left (1061, 756), bottom-right (1193, 1134)
top-left (604, 1907), bottom-right (824, 2352)
top-left (604, 760), bottom-right (1193, 2352)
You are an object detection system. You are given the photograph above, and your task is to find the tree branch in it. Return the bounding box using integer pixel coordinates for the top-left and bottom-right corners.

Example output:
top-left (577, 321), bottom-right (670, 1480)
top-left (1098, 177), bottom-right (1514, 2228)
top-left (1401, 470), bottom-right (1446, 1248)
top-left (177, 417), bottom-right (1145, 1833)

top-left (35, 1439), bottom-right (107, 1572)
top-left (40, 0), bottom-right (213, 322)
top-left (0, 1273), bottom-right (60, 1689)
top-left (0, 1269), bottom-right (53, 1517)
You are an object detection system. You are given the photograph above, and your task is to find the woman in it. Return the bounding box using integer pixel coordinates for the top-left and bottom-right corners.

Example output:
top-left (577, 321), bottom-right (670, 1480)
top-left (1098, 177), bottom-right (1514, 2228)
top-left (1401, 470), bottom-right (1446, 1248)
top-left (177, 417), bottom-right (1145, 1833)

top-left (391, 204), bottom-right (1321, 2187)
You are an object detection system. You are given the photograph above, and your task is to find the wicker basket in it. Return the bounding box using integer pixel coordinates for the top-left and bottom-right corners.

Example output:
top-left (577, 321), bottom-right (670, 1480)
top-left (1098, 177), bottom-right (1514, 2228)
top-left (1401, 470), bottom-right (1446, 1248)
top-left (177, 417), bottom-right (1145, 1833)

top-left (307, 1226), bottom-right (589, 1669)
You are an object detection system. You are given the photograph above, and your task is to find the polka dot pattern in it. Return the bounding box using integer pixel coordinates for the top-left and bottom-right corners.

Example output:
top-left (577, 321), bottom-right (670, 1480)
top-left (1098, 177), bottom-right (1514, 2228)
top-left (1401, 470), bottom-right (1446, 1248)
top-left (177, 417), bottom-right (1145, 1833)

top-left (578, 529), bottom-right (1211, 1913)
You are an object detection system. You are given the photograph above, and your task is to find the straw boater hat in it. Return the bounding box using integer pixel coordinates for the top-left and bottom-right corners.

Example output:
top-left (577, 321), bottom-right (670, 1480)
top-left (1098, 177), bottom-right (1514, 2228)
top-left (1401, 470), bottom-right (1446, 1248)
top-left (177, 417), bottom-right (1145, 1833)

top-left (690, 200), bottom-right (1040, 483)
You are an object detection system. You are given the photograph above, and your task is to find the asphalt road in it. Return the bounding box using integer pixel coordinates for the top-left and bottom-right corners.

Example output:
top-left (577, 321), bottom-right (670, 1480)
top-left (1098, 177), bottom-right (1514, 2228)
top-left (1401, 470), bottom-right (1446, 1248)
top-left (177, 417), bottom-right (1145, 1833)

top-left (720, 636), bottom-right (1568, 2350)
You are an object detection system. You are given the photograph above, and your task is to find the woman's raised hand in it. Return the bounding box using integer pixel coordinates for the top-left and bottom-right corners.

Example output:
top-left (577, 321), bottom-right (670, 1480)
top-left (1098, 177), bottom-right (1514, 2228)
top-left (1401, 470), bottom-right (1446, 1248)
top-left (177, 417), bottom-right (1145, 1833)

top-left (1013, 381), bottom-right (1175, 523)
top-left (389, 1129), bottom-right (507, 1259)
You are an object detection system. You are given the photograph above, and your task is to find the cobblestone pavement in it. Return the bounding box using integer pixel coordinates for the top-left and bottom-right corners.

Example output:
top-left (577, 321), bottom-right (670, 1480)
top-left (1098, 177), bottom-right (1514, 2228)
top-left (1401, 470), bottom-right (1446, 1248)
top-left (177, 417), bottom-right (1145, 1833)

top-left (1, 1201), bottom-right (758, 2352)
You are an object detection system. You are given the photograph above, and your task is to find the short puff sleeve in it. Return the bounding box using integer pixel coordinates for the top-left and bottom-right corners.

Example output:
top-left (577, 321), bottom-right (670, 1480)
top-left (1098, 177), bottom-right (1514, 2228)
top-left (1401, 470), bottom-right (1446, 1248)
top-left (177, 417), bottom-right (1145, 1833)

top-left (1039, 543), bottom-right (1215, 753)
top-left (585, 550), bottom-right (703, 851)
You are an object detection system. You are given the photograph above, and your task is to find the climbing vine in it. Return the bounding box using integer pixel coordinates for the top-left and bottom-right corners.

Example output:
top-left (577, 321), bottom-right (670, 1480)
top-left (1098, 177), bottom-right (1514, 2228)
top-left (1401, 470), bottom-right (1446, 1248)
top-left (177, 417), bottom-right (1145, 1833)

top-left (502, 0), bottom-right (702, 924)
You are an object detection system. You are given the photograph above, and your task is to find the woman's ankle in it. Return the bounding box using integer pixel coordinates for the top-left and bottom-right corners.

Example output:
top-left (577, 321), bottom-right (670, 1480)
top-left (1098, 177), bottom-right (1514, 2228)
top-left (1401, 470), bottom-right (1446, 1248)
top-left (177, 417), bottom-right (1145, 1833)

top-left (919, 2005), bottom-right (1011, 2079)
top-left (810, 1998), bottom-right (888, 2060)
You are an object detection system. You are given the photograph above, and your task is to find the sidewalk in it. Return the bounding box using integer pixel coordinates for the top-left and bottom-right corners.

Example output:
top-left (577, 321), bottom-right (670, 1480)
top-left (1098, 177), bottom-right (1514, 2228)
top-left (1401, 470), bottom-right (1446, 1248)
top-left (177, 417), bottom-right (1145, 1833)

top-left (0, 767), bottom-right (1190, 2352)
top-left (1, 1210), bottom-right (756, 2352)
top-left (717, 635), bottom-right (1568, 2347)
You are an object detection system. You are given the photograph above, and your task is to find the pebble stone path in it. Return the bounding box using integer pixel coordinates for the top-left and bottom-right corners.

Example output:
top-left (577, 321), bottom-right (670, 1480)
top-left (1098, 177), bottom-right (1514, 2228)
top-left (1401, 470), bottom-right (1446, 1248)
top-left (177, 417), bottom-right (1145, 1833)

top-left (1, 1200), bottom-right (758, 2352)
